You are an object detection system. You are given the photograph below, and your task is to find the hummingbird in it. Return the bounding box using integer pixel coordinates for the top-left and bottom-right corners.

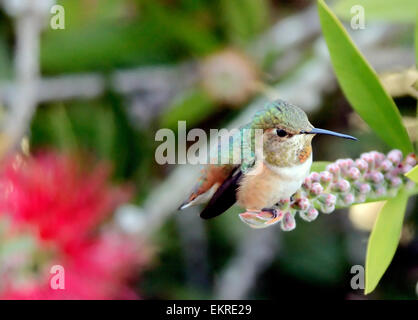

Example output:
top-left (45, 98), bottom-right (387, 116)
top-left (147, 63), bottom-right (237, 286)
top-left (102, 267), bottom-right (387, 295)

top-left (179, 99), bottom-right (357, 228)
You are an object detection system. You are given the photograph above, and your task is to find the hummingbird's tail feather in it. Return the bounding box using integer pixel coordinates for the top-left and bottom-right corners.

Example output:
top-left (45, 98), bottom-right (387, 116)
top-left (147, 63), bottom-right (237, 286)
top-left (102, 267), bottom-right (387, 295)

top-left (178, 184), bottom-right (219, 210)
top-left (200, 168), bottom-right (242, 219)
top-left (178, 201), bottom-right (193, 211)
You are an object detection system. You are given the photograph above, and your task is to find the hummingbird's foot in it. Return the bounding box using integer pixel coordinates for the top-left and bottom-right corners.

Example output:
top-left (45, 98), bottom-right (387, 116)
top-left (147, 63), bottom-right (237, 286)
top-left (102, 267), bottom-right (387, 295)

top-left (239, 208), bottom-right (284, 229)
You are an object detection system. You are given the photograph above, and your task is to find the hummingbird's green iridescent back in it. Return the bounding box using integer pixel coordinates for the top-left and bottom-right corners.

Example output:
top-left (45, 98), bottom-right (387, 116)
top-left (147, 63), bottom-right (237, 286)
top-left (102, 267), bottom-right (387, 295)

top-left (210, 124), bottom-right (257, 171)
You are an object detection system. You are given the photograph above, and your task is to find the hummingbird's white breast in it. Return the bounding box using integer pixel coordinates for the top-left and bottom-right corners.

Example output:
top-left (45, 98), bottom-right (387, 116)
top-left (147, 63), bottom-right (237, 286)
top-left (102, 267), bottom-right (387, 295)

top-left (237, 154), bottom-right (312, 210)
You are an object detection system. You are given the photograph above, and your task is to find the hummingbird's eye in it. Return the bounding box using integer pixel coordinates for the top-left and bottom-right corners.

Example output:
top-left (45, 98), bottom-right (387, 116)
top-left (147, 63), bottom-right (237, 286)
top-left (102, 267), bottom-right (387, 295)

top-left (276, 129), bottom-right (287, 137)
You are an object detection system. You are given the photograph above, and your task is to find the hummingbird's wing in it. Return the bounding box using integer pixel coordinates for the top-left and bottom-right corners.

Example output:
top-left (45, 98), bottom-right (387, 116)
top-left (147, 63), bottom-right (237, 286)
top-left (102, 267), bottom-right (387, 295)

top-left (179, 125), bottom-right (257, 217)
top-left (199, 167), bottom-right (243, 219)
top-left (178, 164), bottom-right (237, 210)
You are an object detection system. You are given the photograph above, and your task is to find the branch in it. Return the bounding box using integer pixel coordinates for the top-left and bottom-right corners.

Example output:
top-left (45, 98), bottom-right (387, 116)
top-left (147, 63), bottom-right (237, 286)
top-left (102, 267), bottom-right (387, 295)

top-left (1, 0), bottom-right (50, 151)
top-left (214, 228), bottom-right (280, 299)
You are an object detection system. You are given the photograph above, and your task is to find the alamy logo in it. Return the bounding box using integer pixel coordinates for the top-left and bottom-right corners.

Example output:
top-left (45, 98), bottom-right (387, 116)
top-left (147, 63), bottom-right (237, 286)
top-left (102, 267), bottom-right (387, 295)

top-left (350, 265), bottom-right (365, 290)
top-left (50, 5), bottom-right (65, 30)
top-left (350, 5), bottom-right (365, 30)
top-left (154, 121), bottom-right (264, 169)
top-left (50, 265), bottom-right (65, 290)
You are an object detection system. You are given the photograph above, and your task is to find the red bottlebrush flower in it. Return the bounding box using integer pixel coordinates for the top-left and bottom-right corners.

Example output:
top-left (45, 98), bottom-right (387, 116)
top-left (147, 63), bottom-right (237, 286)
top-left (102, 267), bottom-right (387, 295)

top-left (66, 232), bottom-right (147, 287)
top-left (0, 152), bottom-right (131, 249)
top-left (0, 151), bottom-right (147, 300)
top-left (1, 233), bottom-right (147, 300)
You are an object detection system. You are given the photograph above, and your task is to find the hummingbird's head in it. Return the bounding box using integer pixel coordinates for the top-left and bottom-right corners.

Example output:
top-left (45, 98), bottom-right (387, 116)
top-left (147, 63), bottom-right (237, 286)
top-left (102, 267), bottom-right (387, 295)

top-left (251, 99), bottom-right (357, 167)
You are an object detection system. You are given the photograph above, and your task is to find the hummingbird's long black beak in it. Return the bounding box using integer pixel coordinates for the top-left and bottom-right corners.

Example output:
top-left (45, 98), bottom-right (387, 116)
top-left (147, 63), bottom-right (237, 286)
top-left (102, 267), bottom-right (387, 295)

top-left (302, 128), bottom-right (358, 141)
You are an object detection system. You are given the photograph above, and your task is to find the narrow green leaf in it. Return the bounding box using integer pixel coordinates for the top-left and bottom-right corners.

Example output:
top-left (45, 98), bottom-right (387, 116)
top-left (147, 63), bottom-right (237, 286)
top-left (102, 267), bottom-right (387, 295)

top-left (405, 165), bottom-right (418, 183)
top-left (333, 0), bottom-right (418, 23)
top-left (365, 190), bottom-right (408, 294)
top-left (415, 14), bottom-right (417, 152)
top-left (310, 161), bottom-right (331, 172)
top-left (416, 12), bottom-right (418, 63)
top-left (318, 0), bottom-right (413, 155)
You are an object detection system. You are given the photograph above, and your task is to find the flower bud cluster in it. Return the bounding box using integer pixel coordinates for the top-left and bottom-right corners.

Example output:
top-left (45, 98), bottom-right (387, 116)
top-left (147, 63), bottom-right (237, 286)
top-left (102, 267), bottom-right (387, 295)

top-left (280, 150), bottom-right (416, 231)
top-left (240, 150), bottom-right (416, 230)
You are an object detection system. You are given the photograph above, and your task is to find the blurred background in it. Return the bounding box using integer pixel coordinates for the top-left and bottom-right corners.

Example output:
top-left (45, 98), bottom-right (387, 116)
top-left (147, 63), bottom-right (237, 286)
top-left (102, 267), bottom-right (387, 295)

top-left (0, 0), bottom-right (416, 300)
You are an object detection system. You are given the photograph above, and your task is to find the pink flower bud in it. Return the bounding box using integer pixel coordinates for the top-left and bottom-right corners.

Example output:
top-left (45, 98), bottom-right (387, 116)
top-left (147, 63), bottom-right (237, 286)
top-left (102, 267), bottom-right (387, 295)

top-left (334, 179), bottom-right (350, 193)
top-left (343, 193), bottom-right (355, 205)
top-left (281, 212), bottom-right (296, 231)
top-left (278, 198), bottom-right (290, 210)
top-left (320, 171), bottom-right (333, 184)
top-left (404, 154), bottom-right (416, 166)
top-left (370, 151), bottom-right (385, 165)
top-left (336, 159), bottom-right (354, 173)
top-left (280, 198), bottom-right (290, 204)
top-left (317, 194), bottom-right (337, 214)
top-left (346, 159), bottom-right (354, 167)
top-left (347, 167), bottom-right (360, 180)
top-left (386, 167), bottom-right (401, 178)
top-left (360, 152), bottom-right (374, 165)
top-left (300, 207), bottom-right (319, 222)
top-left (303, 176), bottom-right (312, 189)
top-left (390, 177), bottom-right (402, 188)
top-left (325, 194), bottom-right (337, 207)
top-left (379, 159), bottom-right (393, 172)
top-left (326, 163), bottom-right (340, 179)
top-left (355, 182), bottom-right (371, 194)
top-left (367, 171), bottom-right (384, 184)
top-left (355, 159), bottom-right (368, 172)
top-left (319, 203), bottom-right (335, 214)
top-left (336, 159), bottom-right (348, 170)
top-left (310, 182), bottom-right (324, 196)
top-left (387, 149), bottom-right (402, 165)
top-left (295, 197), bottom-right (310, 210)
top-left (309, 172), bottom-right (320, 182)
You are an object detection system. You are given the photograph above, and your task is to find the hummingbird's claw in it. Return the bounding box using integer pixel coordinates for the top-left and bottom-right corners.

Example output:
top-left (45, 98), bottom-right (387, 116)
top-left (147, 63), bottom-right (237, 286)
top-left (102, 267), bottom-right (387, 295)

top-left (239, 208), bottom-right (284, 229)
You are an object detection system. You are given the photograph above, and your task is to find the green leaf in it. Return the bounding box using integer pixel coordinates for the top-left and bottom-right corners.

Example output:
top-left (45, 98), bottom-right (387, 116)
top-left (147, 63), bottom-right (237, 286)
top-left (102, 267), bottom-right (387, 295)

top-left (365, 190), bottom-right (408, 294)
top-left (333, 0), bottom-right (418, 23)
top-left (405, 165), bottom-right (418, 183)
top-left (416, 12), bottom-right (418, 63)
top-left (415, 15), bottom-right (418, 152)
top-left (318, 0), bottom-right (413, 155)
top-left (310, 161), bottom-right (331, 172)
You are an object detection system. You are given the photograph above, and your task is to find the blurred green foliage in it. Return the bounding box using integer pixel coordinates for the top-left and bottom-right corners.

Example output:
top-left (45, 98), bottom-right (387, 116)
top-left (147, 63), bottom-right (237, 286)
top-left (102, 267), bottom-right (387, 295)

top-left (220, 0), bottom-right (268, 45)
top-left (31, 96), bottom-right (154, 202)
top-left (42, 0), bottom-right (221, 74)
top-left (160, 89), bottom-right (216, 131)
